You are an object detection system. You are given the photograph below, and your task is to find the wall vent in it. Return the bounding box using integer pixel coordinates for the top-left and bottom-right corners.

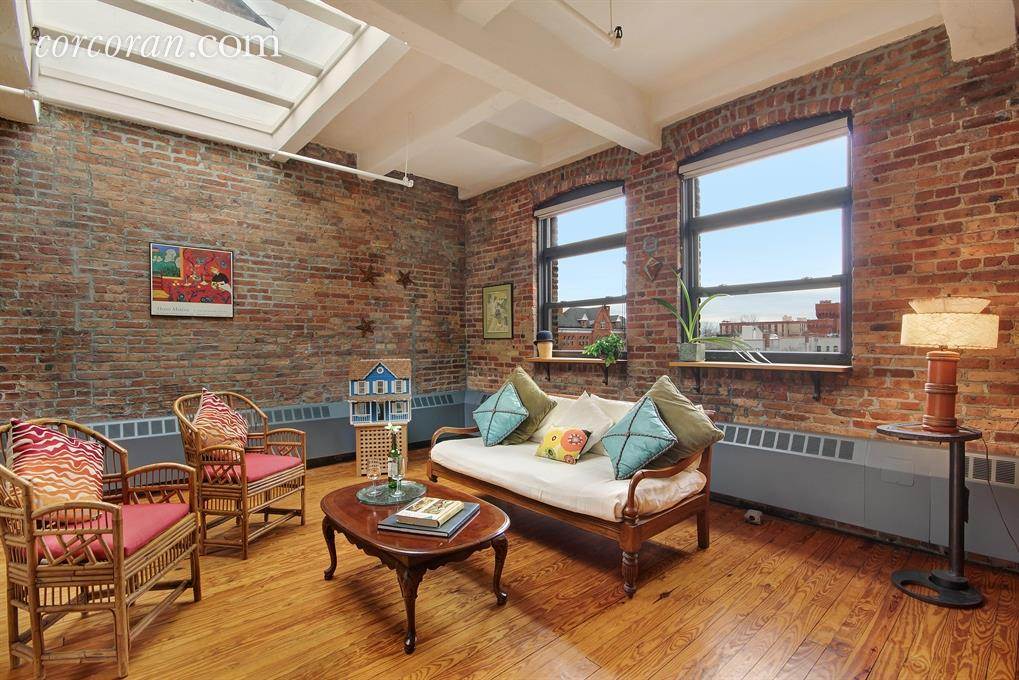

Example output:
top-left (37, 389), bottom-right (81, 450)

top-left (966, 453), bottom-right (1018, 489)
top-left (719, 422), bottom-right (857, 463)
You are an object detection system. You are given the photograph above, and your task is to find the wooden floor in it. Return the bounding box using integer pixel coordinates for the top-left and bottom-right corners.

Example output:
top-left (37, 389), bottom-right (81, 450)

top-left (3, 453), bottom-right (1017, 680)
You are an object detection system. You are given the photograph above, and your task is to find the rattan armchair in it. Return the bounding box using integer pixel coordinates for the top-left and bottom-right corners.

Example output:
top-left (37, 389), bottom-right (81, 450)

top-left (172, 391), bottom-right (306, 559)
top-left (0, 419), bottom-right (201, 679)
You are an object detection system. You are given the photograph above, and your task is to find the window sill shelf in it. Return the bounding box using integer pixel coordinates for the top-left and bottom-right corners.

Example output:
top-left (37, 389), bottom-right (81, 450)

top-left (524, 357), bottom-right (626, 385)
top-left (667, 361), bottom-right (852, 400)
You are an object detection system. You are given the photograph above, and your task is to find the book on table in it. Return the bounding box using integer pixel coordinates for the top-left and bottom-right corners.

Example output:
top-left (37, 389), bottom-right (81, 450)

top-left (378, 502), bottom-right (480, 538)
top-left (394, 497), bottom-right (465, 527)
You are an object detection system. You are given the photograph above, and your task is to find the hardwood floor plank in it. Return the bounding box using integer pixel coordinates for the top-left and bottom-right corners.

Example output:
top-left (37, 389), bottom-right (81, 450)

top-left (0, 456), bottom-right (1016, 680)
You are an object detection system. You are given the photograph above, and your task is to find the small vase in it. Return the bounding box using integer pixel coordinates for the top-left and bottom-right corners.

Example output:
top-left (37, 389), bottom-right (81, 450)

top-left (679, 342), bottom-right (706, 362)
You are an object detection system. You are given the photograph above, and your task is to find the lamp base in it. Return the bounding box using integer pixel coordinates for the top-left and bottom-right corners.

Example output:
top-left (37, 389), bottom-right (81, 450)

top-left (922, 350), bottom-right (960, 433)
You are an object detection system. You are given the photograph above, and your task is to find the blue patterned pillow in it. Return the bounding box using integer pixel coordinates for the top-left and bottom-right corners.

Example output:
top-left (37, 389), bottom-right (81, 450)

top-left (473, 382), bottom-right (529, 446)
top-left (600, 397), bottom-right (679, 480)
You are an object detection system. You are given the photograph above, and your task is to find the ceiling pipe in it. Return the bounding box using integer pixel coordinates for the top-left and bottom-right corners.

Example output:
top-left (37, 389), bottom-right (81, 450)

top-left (0, 81), bottom-right (415, 187)
top-left (553, 0), bottom-right (621, 49)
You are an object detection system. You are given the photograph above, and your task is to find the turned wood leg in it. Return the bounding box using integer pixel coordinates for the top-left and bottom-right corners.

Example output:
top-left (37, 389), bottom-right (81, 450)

top-left (190, 543), bottom-right (203, 602)
top-left (322, 518), bottom-right (338, 580)
top-left (114, 601), bottom-right (130, 678)
top-left (622, 551), bottom-right (639, 599)
top-left (697, 510), bottom-right (710, 549)
top-left (492, 534), bottom-right (508, 605)
top-left (397, 567), bottom-right (425, 654)
top-left (7, 588), bottom-right (19, 669)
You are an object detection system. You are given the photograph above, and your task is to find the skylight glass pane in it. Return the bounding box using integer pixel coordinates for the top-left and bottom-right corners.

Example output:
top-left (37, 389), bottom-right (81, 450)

top-left (554, 196), bottom-right (625, 245)
top-left (554, 247), bottom-right (626, 302)
top-left (698, 210), bottom-right (842, 287)
top-left (695, 136), bottom-right (848, 216)
top-left (698, 288), bottom-right (842, 354)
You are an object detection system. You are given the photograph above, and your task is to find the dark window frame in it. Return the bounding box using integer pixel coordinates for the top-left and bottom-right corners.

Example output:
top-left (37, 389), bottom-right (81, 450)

top-left (679, 115), bottom-right (853, 366)
top-left (536, 182), bottom-right (627, 355)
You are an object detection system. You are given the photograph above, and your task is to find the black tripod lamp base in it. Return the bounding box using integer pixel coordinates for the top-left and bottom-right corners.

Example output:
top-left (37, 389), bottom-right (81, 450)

top-left (892, 569), bottom-right (983, 609)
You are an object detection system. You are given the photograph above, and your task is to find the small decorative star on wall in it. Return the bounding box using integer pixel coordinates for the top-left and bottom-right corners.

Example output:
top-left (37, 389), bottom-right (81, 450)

top-left (359, 264), bottom-right (381, 287)
top-left (355, 318), bottom-right (375, 337)
top-left (397, 270), bottom-right (414, 289)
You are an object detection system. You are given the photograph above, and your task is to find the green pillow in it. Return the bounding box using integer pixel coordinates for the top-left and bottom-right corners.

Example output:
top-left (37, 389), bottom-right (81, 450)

top-left (473, 382), bottom-right (529, 446)
top-left (645, 375), bottom-right (723, 465)
top-left (501, 367), bottom-right (556, 445)
top-left (600, 397), bottom-right (678, 480)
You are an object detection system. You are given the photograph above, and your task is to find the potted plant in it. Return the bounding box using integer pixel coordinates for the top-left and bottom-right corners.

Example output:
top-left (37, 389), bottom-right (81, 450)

top-left (654, 276), bottom-right (768, 363)
top-left (582, 333), bottom-right (625, 366)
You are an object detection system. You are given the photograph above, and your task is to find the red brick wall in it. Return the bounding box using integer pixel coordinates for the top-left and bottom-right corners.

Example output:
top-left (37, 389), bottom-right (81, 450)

top-left (0, 107), bottom-right (466, 421)
top-left (465, 26), bottom-right (1019, 455)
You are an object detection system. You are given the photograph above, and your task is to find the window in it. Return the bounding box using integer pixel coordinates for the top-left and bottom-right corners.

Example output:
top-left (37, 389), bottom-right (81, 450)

top-left (393, 380), bottom-right (407, 394)
top-left (354, 381), bottom-right (369, 396)
top-left (391, 401), bottom-right (407, 415)
top-left (373, 380), bottom-right (386, 394)
top-left (679, 116), bottom-right (852, 364)
top-left (537, 183), bottom-right (627, 352)
top-left (353, 402), bottom-right (369, 416)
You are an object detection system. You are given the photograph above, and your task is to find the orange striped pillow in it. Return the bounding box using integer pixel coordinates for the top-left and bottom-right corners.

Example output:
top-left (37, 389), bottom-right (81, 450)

top-left (193, 389), bottom-right (248, 454)
top-left (8, 420), bottom-right (105, 512)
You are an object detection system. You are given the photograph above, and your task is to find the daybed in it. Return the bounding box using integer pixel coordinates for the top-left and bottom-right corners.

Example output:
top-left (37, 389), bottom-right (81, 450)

top-left (429, 393), bottom-right (713, 597)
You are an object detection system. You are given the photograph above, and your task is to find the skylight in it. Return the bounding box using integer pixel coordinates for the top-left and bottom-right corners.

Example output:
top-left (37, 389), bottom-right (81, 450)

top-left (28, 0), bottom-right (366, 133)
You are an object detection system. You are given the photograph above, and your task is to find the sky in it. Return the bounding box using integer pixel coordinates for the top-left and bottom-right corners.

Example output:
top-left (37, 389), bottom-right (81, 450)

top-left (554, 135), bottom-right (848, 326)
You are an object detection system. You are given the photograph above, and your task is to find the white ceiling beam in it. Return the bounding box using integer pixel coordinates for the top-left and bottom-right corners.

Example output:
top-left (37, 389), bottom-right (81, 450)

top-left (327, 0), bottom-right (659, 154)
top-left (450, 0), bottom-right (514, 26)
top-left (0, 0), bottom-right (38, 123)
top-left (273, 0), bottom-right (363, 34)
top-left (356, 66), bottom-right (517, 175)
top-left (97, 0), bottom-right (323, 76)
top-left (939, 0), bottom-right (1016, 61)
top-left (458, 122), bottom-right (540, 164)
top-left (273, 28), bottom-right (407, 154)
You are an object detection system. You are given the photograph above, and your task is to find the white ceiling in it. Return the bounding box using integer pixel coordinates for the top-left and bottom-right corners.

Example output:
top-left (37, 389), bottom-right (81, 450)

top-left (1, 0), bottom-right (1016, 199)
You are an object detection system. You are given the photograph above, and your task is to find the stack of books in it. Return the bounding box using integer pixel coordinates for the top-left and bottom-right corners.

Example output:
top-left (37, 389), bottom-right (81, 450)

top-left (378, 497), bottom-right (480, 538)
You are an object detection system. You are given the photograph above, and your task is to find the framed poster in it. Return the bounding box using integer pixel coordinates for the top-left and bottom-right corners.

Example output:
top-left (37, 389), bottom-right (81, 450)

top-left (150, 242), bottom-right (234, 318)
top-left (482, 283), bottom-right (513, 339)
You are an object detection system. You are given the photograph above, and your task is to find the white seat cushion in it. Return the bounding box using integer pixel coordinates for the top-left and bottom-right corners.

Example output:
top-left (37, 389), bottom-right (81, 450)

top-left (431, 437), bottom-right (705, 522)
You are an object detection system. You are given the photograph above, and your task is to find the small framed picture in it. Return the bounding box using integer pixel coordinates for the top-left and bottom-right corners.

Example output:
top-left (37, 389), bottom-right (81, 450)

top-left (482, 283), bottom-right (514, 340)
top-left (150, 242), bottom-right (234, 318)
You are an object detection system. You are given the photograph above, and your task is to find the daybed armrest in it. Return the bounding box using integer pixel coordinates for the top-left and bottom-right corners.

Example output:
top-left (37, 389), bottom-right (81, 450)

top-left (622, 445), bottom-right (714, 521)
top-left (431, 426), bottom-right (480, 448)
top-left (266, 428), bottom-right (307, 463)
top-left (197, 444), bottom-right (245, 485)
top-left (125, 463), bottom-right (197, 509)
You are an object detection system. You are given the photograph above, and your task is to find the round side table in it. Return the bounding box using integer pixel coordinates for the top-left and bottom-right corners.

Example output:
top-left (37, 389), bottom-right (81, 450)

top-left (876, 423), bottom-right (983, 609)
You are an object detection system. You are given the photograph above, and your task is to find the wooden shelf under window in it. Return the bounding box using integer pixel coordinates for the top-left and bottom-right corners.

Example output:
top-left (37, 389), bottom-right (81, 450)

top-left (524, 357), bottom-right (627, 385)
top-left (668, 361), bottom-right (852, 401)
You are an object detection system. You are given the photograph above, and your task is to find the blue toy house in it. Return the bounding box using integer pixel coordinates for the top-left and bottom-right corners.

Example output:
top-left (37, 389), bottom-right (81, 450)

top-left (348, 359), bottom-right (412, 426)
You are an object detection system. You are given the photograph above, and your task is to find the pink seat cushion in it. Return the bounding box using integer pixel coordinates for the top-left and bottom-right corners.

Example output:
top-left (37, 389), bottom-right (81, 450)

top-left (202, 453), bottom-right (302, 484)
top-left (39, 503), bottom-right (190, 561)
top-left (244, 453), bottom-right (302, 482)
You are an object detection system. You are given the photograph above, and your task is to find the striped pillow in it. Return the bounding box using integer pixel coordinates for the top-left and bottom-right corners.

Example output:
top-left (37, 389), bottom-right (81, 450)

top-left (193, 389), bottom-right (248, 453)
top-left (8, 420), bottom-right (105, 511)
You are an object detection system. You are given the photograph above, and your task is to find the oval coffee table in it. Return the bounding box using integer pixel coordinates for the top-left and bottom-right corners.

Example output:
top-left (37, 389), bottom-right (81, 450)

top-left (321, 481), bottom-right (510, 653)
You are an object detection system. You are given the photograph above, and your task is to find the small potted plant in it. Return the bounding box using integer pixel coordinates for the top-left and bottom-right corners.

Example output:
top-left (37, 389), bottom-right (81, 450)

top-left (582, 333), bottom-right (625, 366)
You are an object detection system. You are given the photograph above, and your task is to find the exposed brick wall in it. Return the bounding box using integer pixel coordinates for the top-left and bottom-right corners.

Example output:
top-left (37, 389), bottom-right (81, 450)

top-left (465, 26), bottom-right (1019, 455)
top-left (0, 107), bottom-right (466, 422)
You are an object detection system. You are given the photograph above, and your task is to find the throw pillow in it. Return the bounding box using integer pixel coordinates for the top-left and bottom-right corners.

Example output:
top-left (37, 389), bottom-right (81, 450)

top-left (600, 397), bottom-right (679, 480)
top-left (501, 367), bottom-right (556, 445)
top-left (531, 394), bottom-right (573, 443)
top-left (193, 389), bottom-right (248, 453)
top-left (535, 427), bottom-right (590, 464)
top-left (587, 394), bottom-right (639, 456)
top-left (551, 393), bottom-right (614, 454)
top-left (473, 382), bottom-right (529, 446)
top-left (8, 419), bottom-right (105, 513)
top-left (645, 375), bottom-right (724, 465)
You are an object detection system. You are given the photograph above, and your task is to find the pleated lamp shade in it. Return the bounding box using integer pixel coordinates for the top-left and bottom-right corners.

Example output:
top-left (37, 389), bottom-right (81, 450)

top-left (900, 297), bottom-right (999, 349)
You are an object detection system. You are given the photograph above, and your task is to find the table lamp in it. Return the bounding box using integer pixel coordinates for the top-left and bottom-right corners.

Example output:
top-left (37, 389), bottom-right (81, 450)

top-left (900, 297), bottom-right (999, 433)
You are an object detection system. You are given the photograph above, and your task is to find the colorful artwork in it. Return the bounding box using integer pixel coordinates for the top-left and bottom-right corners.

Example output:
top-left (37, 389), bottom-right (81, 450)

top-left (482, 283), bottom-right (513, 339)
top-left (150, 243), bottom-right (234, 318)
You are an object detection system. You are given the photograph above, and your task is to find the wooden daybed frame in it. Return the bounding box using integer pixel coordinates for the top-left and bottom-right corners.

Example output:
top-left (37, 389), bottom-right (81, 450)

top-left (427, 407), bottom-right (714, 597)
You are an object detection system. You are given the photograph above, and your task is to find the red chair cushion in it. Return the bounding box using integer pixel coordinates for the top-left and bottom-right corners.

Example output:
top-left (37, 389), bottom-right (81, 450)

top-left (202, 453), bottom-right (302, 484)
top-left (39, 503), bottom-right (190, 562)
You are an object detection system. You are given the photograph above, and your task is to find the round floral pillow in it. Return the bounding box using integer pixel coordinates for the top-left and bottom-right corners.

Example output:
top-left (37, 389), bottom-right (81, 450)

top-left (535, 427), bottom-right (590, 465)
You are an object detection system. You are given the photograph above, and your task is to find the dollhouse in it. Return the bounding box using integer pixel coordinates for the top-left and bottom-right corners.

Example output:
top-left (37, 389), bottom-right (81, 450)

top-left (348, 359), bottom-right (412, 475)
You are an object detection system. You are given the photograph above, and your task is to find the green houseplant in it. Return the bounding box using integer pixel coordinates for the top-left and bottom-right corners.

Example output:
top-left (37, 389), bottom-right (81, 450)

top-left (582, 333), bottom-right (625, 366)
